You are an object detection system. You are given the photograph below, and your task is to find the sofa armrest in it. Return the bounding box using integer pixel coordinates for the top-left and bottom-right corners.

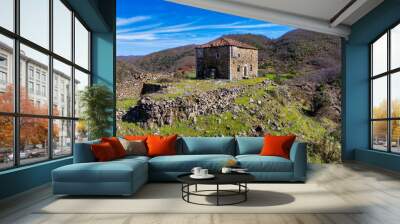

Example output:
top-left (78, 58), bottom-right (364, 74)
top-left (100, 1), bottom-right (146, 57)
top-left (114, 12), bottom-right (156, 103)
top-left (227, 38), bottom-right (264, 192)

top-left (289, 142), bottom-right (307, 182)
top-left (73, 140), bottom-right (100, 163)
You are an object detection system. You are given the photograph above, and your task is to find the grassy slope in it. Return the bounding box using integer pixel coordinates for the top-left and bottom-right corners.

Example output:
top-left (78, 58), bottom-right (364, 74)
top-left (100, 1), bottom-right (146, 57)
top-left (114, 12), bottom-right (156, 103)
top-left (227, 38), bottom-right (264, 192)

top-left (146, 77), bottom-right (269, 100)
top-left (117, 78), bottom-right (340, 163)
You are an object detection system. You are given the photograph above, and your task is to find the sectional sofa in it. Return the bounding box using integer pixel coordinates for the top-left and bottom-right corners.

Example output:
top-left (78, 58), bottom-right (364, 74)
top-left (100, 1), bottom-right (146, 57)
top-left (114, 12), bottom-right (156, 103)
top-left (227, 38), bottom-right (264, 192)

top-left (52, 137), bottom-right (307, 196)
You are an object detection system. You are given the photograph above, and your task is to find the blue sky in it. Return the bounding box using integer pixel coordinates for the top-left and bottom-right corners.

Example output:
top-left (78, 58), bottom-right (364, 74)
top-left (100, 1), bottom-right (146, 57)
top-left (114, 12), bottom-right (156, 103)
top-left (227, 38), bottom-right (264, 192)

top-left (117, 0), bottom-right (293, 56)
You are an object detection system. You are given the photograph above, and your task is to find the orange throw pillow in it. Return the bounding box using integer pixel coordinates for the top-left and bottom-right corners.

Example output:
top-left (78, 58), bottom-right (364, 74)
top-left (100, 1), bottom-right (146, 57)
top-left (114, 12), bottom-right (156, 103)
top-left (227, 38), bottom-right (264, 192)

top-left (124, 135), bottom-right (148, 141)
top-left (146, 135), bottom-right (178, 157)
top-left (260, 135), bottom-right (296, 159)
top-left (91, 142), bottom-right (117, 162)
top-left (101, 137), bottom-right (126, 158)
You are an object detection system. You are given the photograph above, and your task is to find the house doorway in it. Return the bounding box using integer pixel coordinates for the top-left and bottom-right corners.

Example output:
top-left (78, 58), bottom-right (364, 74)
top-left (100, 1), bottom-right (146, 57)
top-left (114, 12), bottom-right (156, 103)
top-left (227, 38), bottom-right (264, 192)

top-left (210, 68), bottom-right (217, 79)
top-left (243, 66), bottom-right (248, 78)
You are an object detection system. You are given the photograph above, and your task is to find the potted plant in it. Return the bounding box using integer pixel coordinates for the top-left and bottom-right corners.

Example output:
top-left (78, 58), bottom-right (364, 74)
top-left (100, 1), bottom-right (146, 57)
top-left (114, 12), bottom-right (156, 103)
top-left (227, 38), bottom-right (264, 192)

top-left (79, 84), bottom-right (114, 140)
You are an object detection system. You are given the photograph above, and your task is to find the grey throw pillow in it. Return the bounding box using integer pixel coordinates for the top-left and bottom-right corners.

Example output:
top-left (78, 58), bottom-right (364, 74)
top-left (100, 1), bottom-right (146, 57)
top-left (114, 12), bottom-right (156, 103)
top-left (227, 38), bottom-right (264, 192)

top-left (120, 138), bottom-right (147, 156)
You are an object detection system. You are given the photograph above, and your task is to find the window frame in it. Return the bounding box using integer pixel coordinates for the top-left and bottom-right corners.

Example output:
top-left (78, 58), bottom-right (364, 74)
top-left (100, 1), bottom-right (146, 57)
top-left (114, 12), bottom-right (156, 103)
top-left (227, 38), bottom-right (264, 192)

top-left (0, 0), bottom-right (92, 171)
top-left (370, 21), bottom-right (400, 154)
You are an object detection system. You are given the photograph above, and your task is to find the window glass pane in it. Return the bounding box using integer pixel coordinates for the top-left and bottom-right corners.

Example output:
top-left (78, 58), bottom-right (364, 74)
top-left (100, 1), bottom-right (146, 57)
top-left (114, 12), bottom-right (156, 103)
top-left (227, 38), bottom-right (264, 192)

top-left (75, 120), bottom-right (88, 143)
top-left (0, 35), bottom-right (14, 112)
top-left (372, 33), bottom-right (387, 76)
top-left (391, 72), bottom-right (400, 118)
top-left (75, 18), bottom-right (89, 70)
top-left (53, 119), bottom-right (72, 157)
top-left (74, 69), bottom-right (89, 118)
top-left (53, 59), bottom-right (72, 117)
top-left (20, 117), bottom-right (49, 165)
top-left (20, 0), bottom-right (49, 49)
top-left (372, 121), bottom-right (388, 151)
top-left (0, 0), bottom-right (14, 31)
top-left (391, 24), bottom-right (400, 70)
top-left (20, 44), bottom-right (49, 115)
top-left (0, 116), bottom-right (13, 170)
top-left (53, 0), bottom-right (72, 60)
top-left (372, 76), bottom-right (387, 119)
top-left (391, 120), bottom-right (400, 153)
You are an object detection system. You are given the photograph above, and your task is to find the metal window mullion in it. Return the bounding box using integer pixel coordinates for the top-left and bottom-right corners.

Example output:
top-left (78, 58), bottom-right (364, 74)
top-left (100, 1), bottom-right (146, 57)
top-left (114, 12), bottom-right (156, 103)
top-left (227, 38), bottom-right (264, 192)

top-left (48, 0), bottom-right (54, 160)
top-left (370, 45), bottom-right (373, 149)
top-left (88, 31), bottom-right (91, 76)
top-left (71, 10), bottom-right (76, 155)
top-left (13, 0), bottom-right (20, 167)
top-left (388, 30), bottom-right (391, 153)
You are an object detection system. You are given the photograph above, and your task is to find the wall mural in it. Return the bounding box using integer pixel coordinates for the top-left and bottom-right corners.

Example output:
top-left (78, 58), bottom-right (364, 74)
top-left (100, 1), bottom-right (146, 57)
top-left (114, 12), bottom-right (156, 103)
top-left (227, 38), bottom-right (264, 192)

top-left (116, 0), bottom-right (342, 163)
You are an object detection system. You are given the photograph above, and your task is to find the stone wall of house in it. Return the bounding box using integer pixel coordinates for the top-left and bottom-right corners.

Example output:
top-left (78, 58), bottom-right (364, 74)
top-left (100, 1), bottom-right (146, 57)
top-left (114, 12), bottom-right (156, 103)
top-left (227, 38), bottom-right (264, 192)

top-left (229, 47), bottom-right (258, 80)
top-left (196, 46), bottom-right (230, 79)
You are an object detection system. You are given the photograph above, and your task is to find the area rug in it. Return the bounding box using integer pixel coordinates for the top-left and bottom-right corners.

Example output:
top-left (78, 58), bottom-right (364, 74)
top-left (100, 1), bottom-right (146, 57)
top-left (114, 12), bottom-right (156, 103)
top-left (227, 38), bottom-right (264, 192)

top-left (37, 183), bottom-right (362, 214)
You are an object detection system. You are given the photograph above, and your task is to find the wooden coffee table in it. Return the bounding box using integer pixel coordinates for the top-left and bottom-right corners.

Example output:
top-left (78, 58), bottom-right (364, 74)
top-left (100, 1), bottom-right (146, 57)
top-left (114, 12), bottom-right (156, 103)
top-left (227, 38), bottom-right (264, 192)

top-left (177, 173), bottom-right (255, 206)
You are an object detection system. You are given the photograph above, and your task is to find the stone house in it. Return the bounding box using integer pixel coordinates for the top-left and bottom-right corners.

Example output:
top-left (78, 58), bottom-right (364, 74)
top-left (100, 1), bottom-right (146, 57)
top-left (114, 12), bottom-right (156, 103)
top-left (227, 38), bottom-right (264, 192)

top-left (195, 37), bottom-right (258, 80)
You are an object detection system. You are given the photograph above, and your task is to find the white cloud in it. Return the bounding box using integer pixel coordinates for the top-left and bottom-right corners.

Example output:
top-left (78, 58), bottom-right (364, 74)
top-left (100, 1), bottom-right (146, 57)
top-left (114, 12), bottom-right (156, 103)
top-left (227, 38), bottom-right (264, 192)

top-left (117, 36), bottom-right (220, 56)
top-left (121, 21), bottom-right (278, 37)
top-left (117, 23), bottom-right (163, 34)
top-left (117, 33), bottom-right (157, 41)
top-left (116, 16), bottom-right (151, 26)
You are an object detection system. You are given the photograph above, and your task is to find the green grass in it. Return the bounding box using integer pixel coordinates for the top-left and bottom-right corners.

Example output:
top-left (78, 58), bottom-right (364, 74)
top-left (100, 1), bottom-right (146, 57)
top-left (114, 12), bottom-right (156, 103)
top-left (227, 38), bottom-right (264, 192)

top-left (184, 71), bottom-right (196, 79)
top-left (117, 76), bottom-right (341, 163)
top-left (116, 98), bottom-right (138, 111)
top-left (148, 77), bottom-right (269, 101)
top-left (235, 96), bottom-right (250, 106)
top-left (264, 73), bottom-right (295, 82)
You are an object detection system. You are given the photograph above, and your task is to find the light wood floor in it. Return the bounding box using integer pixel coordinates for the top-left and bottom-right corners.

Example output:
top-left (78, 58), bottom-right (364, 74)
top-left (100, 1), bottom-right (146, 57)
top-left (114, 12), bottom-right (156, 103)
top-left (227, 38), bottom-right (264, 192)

top-left (1, 162), bottom-right (400, 224)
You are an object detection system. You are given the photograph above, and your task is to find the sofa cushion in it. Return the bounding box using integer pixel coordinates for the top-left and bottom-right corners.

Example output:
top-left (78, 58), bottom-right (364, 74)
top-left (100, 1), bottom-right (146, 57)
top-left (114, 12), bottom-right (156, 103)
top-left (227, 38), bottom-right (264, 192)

top-left (147, 135), bottom-right (178, 157)
top-left (149, 154), bottom-right (235, 172)
top-left (120, 139), bottom-right (147, 156)
top-left (73, 140), bottom-right (100, 163)
top-left (235, 137), bottom-right (264, 155)
top-left (116, 155), bottom-right (150, 163)
top-left (124, 135), bottom-right (148, 141)
top-left (101, 137), bottom-right (127, 158)
top-left (178, 137), bottom-right (235, 155)
top-left (53, 158), bottom-right (147, 183)
top-left (91, 142), bottom-right (118, 161)
top-left (260, 135), bottom-right (296, 159)
top-left (236, 155), bottom-right (293, 172)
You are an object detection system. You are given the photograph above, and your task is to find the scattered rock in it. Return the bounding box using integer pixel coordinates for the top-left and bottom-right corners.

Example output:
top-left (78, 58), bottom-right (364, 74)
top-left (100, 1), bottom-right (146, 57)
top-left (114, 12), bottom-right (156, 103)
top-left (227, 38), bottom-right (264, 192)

top-left (122, 81), bottom-right (272, 127)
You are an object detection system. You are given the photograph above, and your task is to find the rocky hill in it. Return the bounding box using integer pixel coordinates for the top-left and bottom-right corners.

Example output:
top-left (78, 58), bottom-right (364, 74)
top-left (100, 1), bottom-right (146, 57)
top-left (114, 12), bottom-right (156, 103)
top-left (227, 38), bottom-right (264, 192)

top-left (116, 29), bottom-right (342, 163)
top-left (117, 29), bottom-right (341, 83)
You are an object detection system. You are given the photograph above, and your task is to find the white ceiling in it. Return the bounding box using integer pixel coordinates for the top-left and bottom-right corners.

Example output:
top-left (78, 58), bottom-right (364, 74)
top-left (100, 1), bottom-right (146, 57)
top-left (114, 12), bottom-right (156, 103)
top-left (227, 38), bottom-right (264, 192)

top-left (168, 0), bottom-right (384, 38)
top-left (228, 0), bottom-right (352, 23)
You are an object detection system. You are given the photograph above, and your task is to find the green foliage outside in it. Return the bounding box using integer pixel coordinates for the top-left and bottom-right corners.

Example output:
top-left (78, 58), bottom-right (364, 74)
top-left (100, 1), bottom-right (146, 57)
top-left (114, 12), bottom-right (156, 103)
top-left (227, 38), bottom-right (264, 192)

top-left (147, 77), bottom-right (269, 100)
top-left (263, 73), bottom-right (295, 83)
top-left (117, 98), bottom-right (139, 111)
top-left (80, 84), bottom-right (114, 140)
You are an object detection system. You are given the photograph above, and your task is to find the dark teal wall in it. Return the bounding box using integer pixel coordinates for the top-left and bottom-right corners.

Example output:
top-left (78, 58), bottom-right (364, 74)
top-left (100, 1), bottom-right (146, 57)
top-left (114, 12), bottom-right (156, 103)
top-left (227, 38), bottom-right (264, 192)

top-left (0, 0), bottom-right (116, 200)
top-left (344, 0), bottom-right (400, 170)
top-left (355, 149), bottom-right (400, 172)
top-left (90, 0), bottom-right (116, 135)
top-left (343, 43), bottom-right (370, 160)
top-left (0, 158), bottom-right (72, 199)
top-left (92, 32), bottom-right (116, 135)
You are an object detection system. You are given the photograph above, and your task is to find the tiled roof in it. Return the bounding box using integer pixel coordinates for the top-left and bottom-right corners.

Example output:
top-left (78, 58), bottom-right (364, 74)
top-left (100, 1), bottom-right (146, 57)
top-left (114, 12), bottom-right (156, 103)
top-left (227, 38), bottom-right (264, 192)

top-left (197, 37), bottom-right (257, 50)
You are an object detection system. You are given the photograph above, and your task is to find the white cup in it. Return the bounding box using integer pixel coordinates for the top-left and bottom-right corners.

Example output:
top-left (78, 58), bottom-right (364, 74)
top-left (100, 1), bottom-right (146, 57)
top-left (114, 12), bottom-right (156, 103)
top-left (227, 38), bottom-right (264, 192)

top-left (221, 167), bottom-right (232, 174)
top-left (191, 167), bottom-right (202, 176)
top-left (200, 169), bottom-right (208, 176)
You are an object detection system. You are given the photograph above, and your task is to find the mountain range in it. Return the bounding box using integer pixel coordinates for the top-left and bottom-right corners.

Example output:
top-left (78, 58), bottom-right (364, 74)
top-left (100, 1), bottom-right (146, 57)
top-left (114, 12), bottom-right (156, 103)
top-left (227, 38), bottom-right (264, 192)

top-left (117, 29), bottom-right (341, 83)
